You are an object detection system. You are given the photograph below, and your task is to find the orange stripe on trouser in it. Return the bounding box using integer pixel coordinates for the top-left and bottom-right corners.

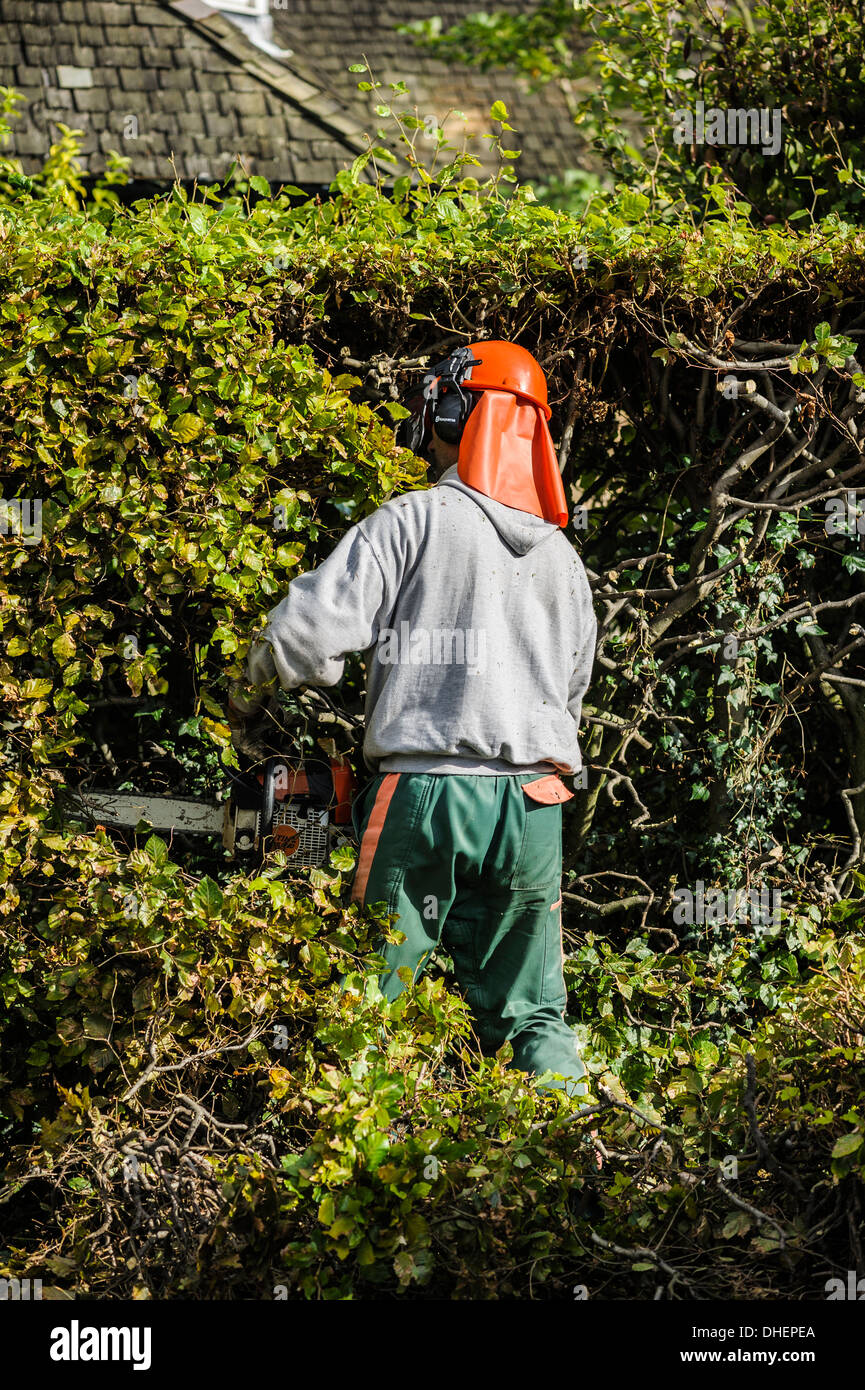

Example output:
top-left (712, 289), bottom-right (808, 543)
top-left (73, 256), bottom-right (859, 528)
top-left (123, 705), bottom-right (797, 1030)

top-left (351, 773), bottom-right (401, 905)
top-left (550, 895), bottom-right (563, 973)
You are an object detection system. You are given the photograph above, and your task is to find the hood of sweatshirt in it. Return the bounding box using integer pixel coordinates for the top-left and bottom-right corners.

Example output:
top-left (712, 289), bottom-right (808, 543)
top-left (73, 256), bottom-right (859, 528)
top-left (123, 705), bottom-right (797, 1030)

top-left (436, 464), bottom-right (561, 557)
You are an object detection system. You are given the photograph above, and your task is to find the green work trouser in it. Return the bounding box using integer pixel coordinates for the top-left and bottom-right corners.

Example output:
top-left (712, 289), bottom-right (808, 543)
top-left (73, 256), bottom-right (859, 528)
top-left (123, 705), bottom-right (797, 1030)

top-left (349, 771), bottom-right (586, 1097)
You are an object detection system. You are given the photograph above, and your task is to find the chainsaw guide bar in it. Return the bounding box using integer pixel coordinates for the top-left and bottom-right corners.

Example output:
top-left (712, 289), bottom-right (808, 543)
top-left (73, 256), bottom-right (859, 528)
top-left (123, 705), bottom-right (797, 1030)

top-left (70, 755), bottom-right (355, 868)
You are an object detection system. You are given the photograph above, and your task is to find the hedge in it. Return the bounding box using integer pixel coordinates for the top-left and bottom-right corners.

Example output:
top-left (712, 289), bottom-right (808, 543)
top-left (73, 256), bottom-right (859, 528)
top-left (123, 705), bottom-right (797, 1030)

top-left (0, 112), bottom-right (863, 1299)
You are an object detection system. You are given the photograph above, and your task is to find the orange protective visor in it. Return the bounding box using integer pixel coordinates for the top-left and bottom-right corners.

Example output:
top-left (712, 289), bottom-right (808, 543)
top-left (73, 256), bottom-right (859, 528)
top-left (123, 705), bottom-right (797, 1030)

top-left (456, 390), bottom-right (568, 527)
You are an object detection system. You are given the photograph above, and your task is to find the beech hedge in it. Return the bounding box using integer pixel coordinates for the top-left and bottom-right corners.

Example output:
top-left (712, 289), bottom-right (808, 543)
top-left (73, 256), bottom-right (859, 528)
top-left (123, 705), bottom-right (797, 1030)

top-left (0, 115), bottom-right (863, 1299)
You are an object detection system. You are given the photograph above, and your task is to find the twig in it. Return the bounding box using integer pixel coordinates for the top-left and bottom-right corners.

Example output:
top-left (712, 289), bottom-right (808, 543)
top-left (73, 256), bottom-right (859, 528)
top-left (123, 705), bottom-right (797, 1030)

top-left (122, 1029), bottom-right (264, 1103)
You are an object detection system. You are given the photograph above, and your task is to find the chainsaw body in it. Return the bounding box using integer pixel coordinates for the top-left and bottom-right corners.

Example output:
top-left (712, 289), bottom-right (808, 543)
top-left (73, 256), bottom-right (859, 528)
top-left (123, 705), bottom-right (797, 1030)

top-left (75, 754), bottom-right (356, 869)
top-left (224, 755), bottom-right (354, 865)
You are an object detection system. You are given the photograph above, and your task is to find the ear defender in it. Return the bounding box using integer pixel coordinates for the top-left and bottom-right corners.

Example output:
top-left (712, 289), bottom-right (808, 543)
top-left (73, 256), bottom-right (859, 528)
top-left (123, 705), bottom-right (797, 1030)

top-left (429, 346), bottom-right (483, 446)
top-left (395, 347), bottom-right (483, 457)
top-left (431, 385), bottom-right (475, 444)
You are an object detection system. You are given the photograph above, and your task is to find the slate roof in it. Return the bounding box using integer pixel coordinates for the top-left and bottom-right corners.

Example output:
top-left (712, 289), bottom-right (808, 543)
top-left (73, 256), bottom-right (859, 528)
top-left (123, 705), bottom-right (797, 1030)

top-left (269, 1), bottom-right (580, 185)
top-left (0, 0), bottom-right (376, 185)
top-left (0, 0), bottom-right (580, 188)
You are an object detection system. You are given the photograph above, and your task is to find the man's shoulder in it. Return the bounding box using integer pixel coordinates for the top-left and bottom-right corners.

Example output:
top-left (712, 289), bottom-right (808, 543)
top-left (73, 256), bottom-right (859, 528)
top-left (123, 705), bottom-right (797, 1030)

top-left (361, 483), bottom-right (450, 532)
top-left (543, 531), bottom-right (592, 588)
top-left (548, 528), bottom-right (585, 561)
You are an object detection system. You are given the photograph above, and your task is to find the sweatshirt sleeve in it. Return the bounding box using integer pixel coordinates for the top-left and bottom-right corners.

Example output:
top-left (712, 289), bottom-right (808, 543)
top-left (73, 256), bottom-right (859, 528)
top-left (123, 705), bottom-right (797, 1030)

top-left (567, 558), bottom-right (597, 730)
top-left (242, 522), bottom-right (392, 700)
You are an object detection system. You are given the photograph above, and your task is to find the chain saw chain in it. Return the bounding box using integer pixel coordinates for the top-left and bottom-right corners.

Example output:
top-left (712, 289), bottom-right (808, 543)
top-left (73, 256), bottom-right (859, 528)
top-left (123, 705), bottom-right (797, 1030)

top-left (71, 754), bottom-right (356, 868)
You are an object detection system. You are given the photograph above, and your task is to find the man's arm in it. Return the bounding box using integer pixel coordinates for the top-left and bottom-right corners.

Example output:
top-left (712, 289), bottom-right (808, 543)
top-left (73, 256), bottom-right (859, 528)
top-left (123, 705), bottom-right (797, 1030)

top-left (231, 521), bottom-right (390, 716)
top-left (567, 559), bottom-right (597, 734)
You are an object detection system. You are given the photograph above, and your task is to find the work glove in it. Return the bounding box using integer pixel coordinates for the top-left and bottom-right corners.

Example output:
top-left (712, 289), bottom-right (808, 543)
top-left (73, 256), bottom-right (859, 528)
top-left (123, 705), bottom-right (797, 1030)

top-left (226, 690), bottom-right (283, 762)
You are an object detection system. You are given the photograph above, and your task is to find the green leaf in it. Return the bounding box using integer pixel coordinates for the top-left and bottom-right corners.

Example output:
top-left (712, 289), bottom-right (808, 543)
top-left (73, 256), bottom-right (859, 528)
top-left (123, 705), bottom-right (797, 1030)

top-left (621, 190), bottom-right (650, 221)
top-left (52, 633), bottom-right (75, 665)
top-left (249, 176), bottom-right (270, 196)
top-left (721, 1211), bottom-right (752, 1239)
top-left (329, 844), bottom-right (356, 872)
top-left (490, 101), bottom-right (509, 121)
top-left (188, 206), bottom-right (208, 236)
top-left (693, 1037), bottom-right (719, 1068)
top-left (194, 876), bottom-right (224, 919)
top-left (145, 834), bottom-right (168, 866)
top-left (171, 413), bottom-right (204, 443)
top-left (86, 345), bottom-right (113, 376)
top-left (19, 678), bottom-right (52, 698)
top-left (831, 1132), bottom-right (863, 1158)
top-left (349, 151), bottom-right (372, 185)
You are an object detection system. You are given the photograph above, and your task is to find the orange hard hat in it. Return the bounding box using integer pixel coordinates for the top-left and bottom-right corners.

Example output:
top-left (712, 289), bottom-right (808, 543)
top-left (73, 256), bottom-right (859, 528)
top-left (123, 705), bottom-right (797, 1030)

top-left (456, 341), bottom-right (568, 527)
top-left (463, 341), bottom-right (551, 419)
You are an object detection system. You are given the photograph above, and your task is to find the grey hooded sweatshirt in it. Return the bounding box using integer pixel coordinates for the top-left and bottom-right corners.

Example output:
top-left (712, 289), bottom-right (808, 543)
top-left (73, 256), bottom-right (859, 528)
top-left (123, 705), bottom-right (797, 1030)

top-left (240, 465), bottom-right (597, 775)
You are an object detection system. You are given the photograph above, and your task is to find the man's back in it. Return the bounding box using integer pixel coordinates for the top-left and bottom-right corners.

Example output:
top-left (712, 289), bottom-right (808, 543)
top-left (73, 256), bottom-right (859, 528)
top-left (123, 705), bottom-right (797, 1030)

top-left (246, 466), bottom-right (596, 776)
top-left (361, 469), bottom-right (596, 775)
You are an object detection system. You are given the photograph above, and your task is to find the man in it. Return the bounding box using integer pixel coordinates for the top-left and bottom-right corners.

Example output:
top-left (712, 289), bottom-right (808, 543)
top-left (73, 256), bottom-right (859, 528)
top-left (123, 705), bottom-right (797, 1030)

top-left (228, 341), bottom-right (597, 1096)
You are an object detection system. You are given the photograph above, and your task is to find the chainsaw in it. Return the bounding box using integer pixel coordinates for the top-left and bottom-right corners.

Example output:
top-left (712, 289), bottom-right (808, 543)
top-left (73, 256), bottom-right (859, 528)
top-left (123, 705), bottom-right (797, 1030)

top-left (70, 753), bottom-right (356, 868)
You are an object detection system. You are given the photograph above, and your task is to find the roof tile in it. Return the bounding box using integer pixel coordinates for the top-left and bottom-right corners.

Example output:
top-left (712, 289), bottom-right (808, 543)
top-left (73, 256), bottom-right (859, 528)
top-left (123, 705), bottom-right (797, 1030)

top-left (135, 1), bottom-right (175, 20)
top-left (56, 64), bottom-right (94, 88)
top-left (228, 89), bottom-right (268, 116)
top-left (20, 23), bottom-right (49, 43)
top-left (112, 87), bottom-right (151, 111)
top-left (72, 87), bottom-right (110, 110)
top-left (74, 24), bottom-right (107, 43)
top-left (141, 46), bottom-right (176, 67)
top-left (103, 24), bottom-right (151, 44)
top-left (86, 1), bottom-right (130, 22)
top-left (99, 44), bottom-right (140, 65)
top-left (117, 67), bottom-right (161, 90)
top-left (40, 87), bottom-right (74, 109)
